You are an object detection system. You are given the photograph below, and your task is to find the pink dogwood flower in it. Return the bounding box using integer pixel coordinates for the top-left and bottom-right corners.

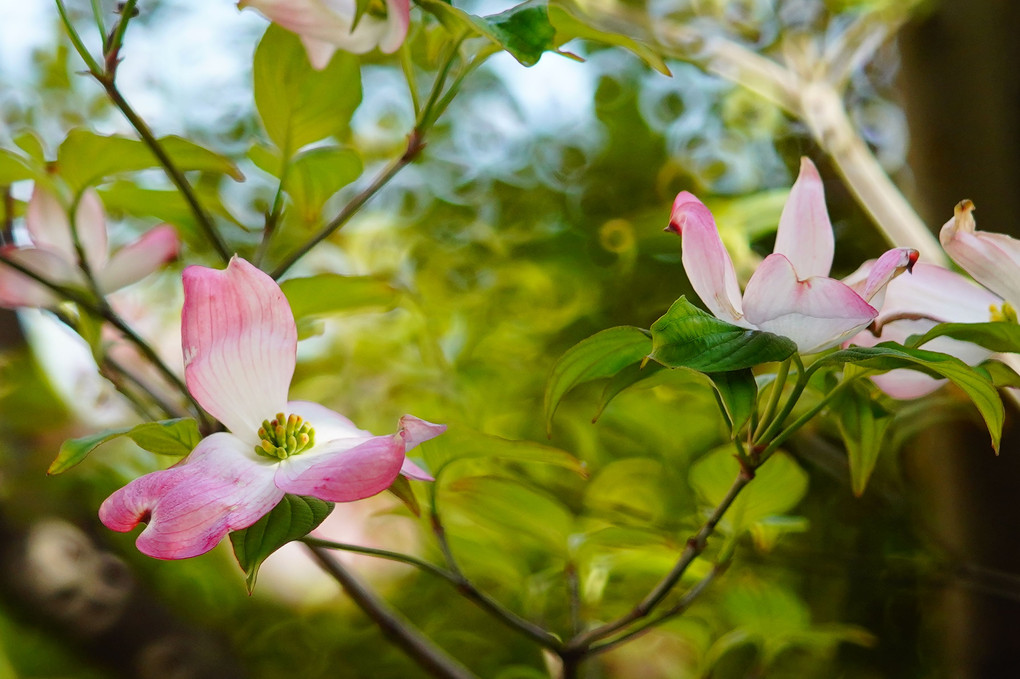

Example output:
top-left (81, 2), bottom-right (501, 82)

top-left (666, 157), bottom-right (918, 354)
top-left (845, 262), bottom-right (1001, 398)
top-left (240, 0), bottom-right (411, 69)
top-left (0, 186), bottom-right (179, 308)
top-left (940, 199), bottom-right (1020, 309)
top-left (100, 256), bottom-right (443, 560)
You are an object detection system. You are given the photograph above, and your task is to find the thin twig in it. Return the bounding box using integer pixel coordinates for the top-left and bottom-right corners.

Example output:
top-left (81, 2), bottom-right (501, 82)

top-left (269, 131), bottom-right (425, 279)
top-left (305, 544), bottom-right (479, 679)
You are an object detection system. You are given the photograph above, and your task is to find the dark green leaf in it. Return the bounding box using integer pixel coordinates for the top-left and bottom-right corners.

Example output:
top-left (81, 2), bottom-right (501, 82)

top-left (126, 418), bottom-right (201, 457)
top-left (230, 495), bottom-right (334, 593)
top-left (709, 369), bottom-right (757, 437)
top-left (472, 0), bottom-right (557, 66)
top-left (831, 382), bottom-right (892, 496)
top-left (57, 130), bottom-right (242, 191)
top-left (280, 273), bottom-right (400, 322)
top-left (285, 146), bottom-right (363, 222)
top-left (417, 0), bottom-right (558, 67)
top-left (649, 297), bottom-right (797, 372)
top-left (548, 1), bottom-right (670, 75)
top-left (544, 326), bottom-right (651, 433)
top-left (906, 321), bottom-right (1020, 354)
top-left (593, 361), bottom-right (665, 422)
top-left (253, 25), bottom-right (362, 154)
top-left (818, 343), bottom-right (1003, 452)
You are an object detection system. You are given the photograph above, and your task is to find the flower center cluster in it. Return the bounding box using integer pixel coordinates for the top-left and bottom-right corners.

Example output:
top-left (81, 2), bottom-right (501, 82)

top-left (255, 413), bottom-right (315, 460)
top-left (989, 302), bottom-right (1018, 324)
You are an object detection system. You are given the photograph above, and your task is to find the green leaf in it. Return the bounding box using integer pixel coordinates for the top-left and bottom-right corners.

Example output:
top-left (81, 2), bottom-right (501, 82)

top-left (0, 148), bottom-right (37, 184)
top-left (593, 361), bottom-right (666, 422)
top-left (708, 369), bottom-right (757, 437)
top-left (286, 146), bottom-right (363, 222)
top-left (57, 130), bottom-right (242, 191)
top-left (831, 381), bottom-right (892, 496)
top-left (49, 426), bottom-right (134, 475)
top-left (447, 476), bottom-right (573, 553)
top-left (417, 0), bottom-right (558, 67)
top-left (906, 321), bottom-right (1020, 354)
top-left (544, 326), bottom-right (652, 433)
top-left (280, 273), bottom-right (400, 322)
top-left (98, 181), bottom-right (242, 246)
top-left (649, 297), bottom-right (797, 372)
top-left (14, 131), bottom-right (46, 163)
top-left (387, 474), bottom-right (421, 517)
top-left (230, 494), bottom-right (334, 593)
top-left (548, 1), bottom-right (670, 75)
top-left (818, 343), bottom-right (1003, 452)
top-left (472, 0), bottom-right (558, 66)
top-left (48, 418), bottom-right (203, 474)
top-left (416, 423), bottom-right (586, 476)
top-left (253, 25), bottom-right (362, 154)
top-left (976, 359), bottom-right (1020, 388)
top-left (126, 418), bottom-right (201, 457)
top-left (689, 447), bottom-right (808, 534)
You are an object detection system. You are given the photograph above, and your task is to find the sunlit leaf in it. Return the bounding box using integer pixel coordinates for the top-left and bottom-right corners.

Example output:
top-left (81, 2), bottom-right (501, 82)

top-left (0, 148), bottom-right (37, 184)
top-left (57, 129), bottom-right (243, 191)
top-left (548, 0), bottom-right (670, 75)
top-left (253, 25), bottom-right (361, 154)
top-left (446, 475), bottom-right (573, 553)
top-left (280, 273), bottom-right (400, 322)
top-left (285, 146), bottom-right (363, 222)
top-left (906, 321), bottom-right (1020, 354)
top-left (47, 418), bottom-right (200, 475)
top-left (975, 359), bottom-right (1020, 388)
top-left (544, 326), bottom-right (651, 433)
top-left (830, 381), bottom-right (892, 496)
top-left (689, 447), bottom-right (808, 534)
top-left (230, 494), bottom-right (334, 593)
top-left (126, 418), bottom-right (202, 457)
top-left (649, 297), bottom-right (797, 372)
top-left (818, 343), bottom-right (1003, 452)
top-left (48, 427), bottom-right (134, 475)
top-left (417, 424), bottom-right (585, 476)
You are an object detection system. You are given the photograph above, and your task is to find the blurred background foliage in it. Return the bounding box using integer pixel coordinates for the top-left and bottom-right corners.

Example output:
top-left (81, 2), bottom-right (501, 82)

top-left (0, 0), bottom-right (1016, 678)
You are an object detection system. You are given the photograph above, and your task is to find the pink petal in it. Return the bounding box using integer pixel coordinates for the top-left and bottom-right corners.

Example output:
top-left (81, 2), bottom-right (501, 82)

top-left (398, 414), bottom-right (446, 451)
top-left (182, 257), bottom-right (295, 443)
top-left (844, 247), bottom-right (917, 307)
top-left (99, 433), bottom-right (283, 559)
top-left (397, 415), bottom-right (444, 481)
top-left (743, 253), bottom-right (877, 354)
top-left (773, 158), bottom-right (834, 279)
top-left (940, 200), bottom-right (1020, 307)
top-left (378, 0), bottom-right (411, 54)
top-left (241, 0), bottom-right (406, 56)
top-left (666, 191), bottom-right (746, 325)
top-left (97, 224), bottom-right (180, 293)
top-left (0, 246), bottom-right (80, 308)
top-left (274, 434), bottom-right (405, 502)
top-left (300, 35), bottom-right (339, 70)
top-left (26, 186), bottom-right (76, 263)
top-left (75, 189), bottom-right (110, 272)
